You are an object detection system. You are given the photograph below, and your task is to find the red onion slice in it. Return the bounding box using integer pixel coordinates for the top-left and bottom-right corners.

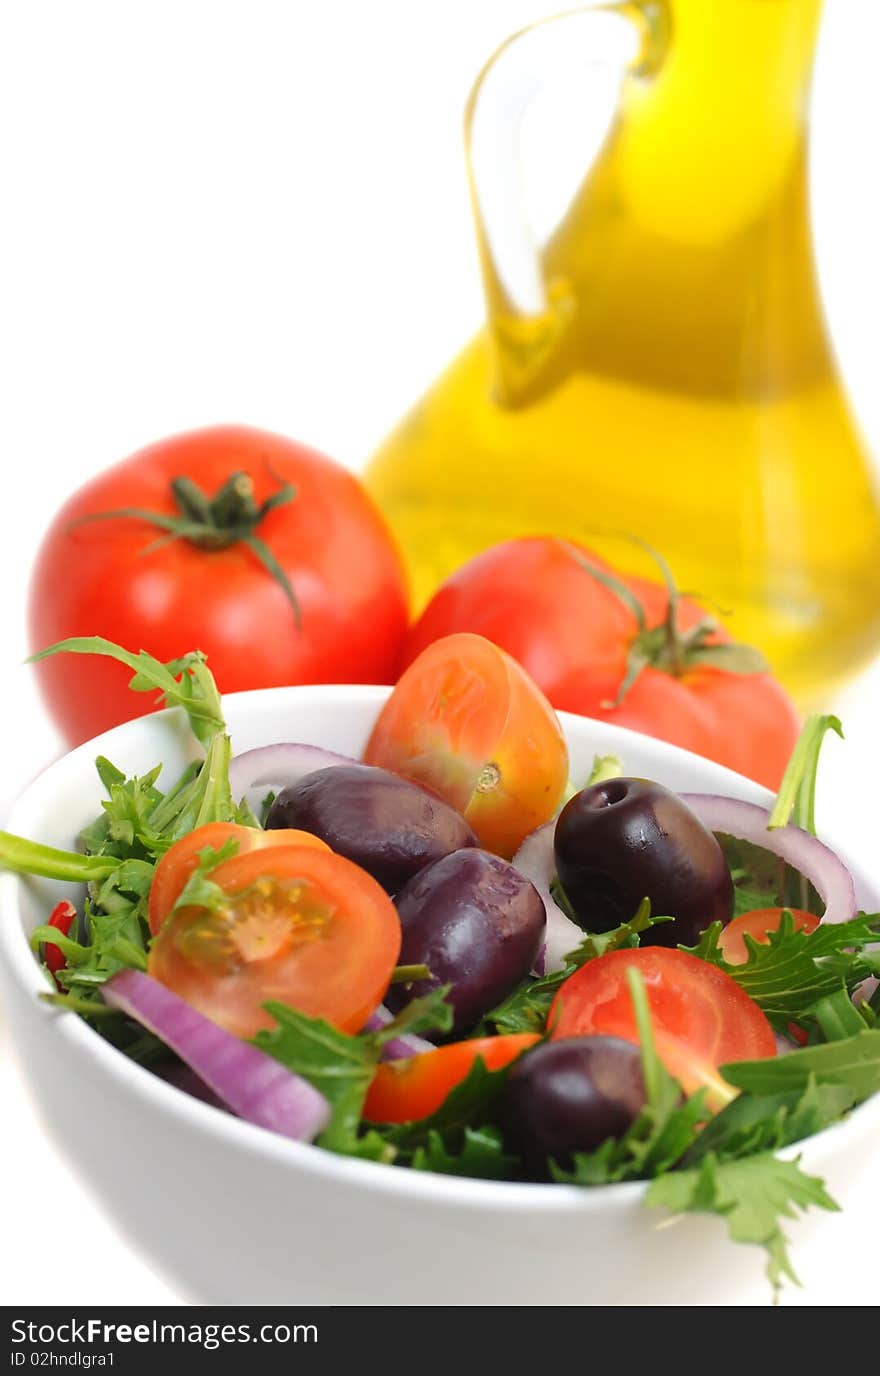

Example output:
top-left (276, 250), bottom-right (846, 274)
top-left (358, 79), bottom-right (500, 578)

top-left (103, 971), bottom-right (331, 1142)
top-left (512, 822), bottom-right (583, 973)
top-left (680, 794), bottom-right (857, 927)
top-left (364, 1005), bottom-right (436, 1061)
top-left (228, 742), bottom-right (356, 814)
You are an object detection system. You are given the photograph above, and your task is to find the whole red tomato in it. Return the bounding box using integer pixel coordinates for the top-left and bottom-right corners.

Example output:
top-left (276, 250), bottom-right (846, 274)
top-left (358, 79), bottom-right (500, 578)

top-left (403, 537), bottom-right (800, 790)
top-left (30, 426), bottom-right (409, 744)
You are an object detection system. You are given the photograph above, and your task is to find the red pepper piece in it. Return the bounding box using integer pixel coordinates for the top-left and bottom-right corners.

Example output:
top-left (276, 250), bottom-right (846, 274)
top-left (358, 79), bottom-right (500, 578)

top-left (42, 900), bottom-right (78, 987)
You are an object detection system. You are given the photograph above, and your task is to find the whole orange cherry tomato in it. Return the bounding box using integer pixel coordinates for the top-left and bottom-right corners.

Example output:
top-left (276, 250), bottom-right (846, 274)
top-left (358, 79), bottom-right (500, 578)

top-left (364, 632), bottom-right (569, 857)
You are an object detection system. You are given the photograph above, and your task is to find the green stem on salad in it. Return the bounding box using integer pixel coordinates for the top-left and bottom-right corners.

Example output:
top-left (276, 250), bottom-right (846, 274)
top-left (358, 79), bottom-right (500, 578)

top-left (39, 991), bottom-right (119, 1017)
top-left (586, 753), bottom-right (624, 787)
top-left (29, 926), bottom-right (88, 964)
top-left (147, 761), bottom-right (202, 833)
top-left (194, 732), bottom-right (234, 830)
top-left (28, 639), bottom-right (227, 750)
top-left (768, 714), bottom-right (844, 834)
top-left (390, 964), bottom-right (432, 985)
top-left (626, 966), bottom-right (664, 1107)
top-left (0, 832), bottom-right (118, 884)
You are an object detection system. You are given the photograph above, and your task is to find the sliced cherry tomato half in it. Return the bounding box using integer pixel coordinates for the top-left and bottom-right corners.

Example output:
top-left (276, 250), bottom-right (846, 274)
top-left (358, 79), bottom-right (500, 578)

top-left (148, 844), bottom-right (401, 1038)
top-left (364, 632), bottom-right (568, 857)
top-left (364, 1033), bottom-right (540, 1124)
top-left (41, 899), bottom-right (78, 987)
top-left (148, 821), bottom-right (330, 935)
top-left (718, 907), bottom-right (820, 966)
top-left (549, 947), bottom-right (775, 1108)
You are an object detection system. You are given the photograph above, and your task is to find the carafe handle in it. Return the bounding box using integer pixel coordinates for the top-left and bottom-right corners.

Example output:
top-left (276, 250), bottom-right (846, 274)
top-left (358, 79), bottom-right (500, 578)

top-left (464, 3), bottom-right (659, 401)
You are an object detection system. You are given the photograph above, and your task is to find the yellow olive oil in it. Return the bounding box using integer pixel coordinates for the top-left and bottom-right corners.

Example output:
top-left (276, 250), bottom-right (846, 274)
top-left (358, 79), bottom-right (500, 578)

top-left (366, 0), bottom-right (880, 705)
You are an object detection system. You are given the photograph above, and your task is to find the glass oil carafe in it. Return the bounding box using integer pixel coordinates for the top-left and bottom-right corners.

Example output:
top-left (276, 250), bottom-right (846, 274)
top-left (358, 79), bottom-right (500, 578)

top-left (365, 0), bottom-right (880, 706)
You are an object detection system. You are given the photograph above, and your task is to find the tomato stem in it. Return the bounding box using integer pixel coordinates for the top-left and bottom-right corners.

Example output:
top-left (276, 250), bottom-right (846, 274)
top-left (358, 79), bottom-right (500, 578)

top-left (561, 536), bottom-right (768, 707)
top-left (69, 467), bottom-right (302, 625)
top-left (390, 964), bottom-right (432, 984)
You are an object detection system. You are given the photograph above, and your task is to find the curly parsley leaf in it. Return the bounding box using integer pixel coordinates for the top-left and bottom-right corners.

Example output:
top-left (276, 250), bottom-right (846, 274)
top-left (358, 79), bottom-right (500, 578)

top-left (681, 909), bottom-right (880, 1028)
top-left (645, 1152), bottom-right (838, 1298)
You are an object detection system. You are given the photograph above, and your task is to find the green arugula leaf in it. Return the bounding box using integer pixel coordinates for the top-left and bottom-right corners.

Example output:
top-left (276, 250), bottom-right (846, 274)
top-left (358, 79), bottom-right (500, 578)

top-left (681, 910), bottom-right (880, 1027)
top-left (551, 1086), bottom-right (706, 1185)
top-left (374, 987), bottom-right (454, 1045)
top-left (645, 1152), bottom-right (838, 1297)
top-left (722, 1028), bottom-right (880, 1101)
top-left (810, 988), bottom-right (874, 1042)
top-left (167, 838), bottom-right (242, 914)
top-left (254, 1002), bottom-right (384, 1156)
top-left (53, 896), bottom-right (151, 995)
top-left (29, 637), bottom-right (226, 749)
top-left (483, 900), bottom-right (669, 1035)
top-left (410, 1126), bottom-right (516, 1180)
top-left (683, 1075), bottom-right (857, 1166)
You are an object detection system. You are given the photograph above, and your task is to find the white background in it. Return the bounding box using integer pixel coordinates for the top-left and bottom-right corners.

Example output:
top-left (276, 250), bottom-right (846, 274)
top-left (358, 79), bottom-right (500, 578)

top-left (1, 0), bottom-right (879, 1306)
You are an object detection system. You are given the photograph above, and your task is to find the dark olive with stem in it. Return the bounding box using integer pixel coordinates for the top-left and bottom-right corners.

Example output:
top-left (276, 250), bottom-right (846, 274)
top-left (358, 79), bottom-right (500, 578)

top-left (554, 777), bottom-right (733, 946)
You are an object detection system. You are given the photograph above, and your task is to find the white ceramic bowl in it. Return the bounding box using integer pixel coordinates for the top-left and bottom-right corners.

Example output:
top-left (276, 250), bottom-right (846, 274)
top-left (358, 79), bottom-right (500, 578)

top-left (1, 685), bottom-right (878, 1306)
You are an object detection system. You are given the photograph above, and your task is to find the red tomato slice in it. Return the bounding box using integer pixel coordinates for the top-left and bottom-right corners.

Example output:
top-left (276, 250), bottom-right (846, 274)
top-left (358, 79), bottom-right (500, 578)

top-left (364, 632), bottom-right (568, 857)
top-left (718, 907), bottom-right (820, 966)
top-left (549, 947), bottom-right (775, 1108)
top-left (364, 1033), bottom-right (540, 1123)
top-left (148, 822), bottom-right (330, 935)
top-left (148, 845), bottom-right (401, 1038)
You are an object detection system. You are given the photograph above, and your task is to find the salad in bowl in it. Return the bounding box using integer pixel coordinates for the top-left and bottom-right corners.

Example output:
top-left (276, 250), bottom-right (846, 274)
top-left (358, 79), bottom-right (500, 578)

top-left (0, 634), bottom-right (878, 1306)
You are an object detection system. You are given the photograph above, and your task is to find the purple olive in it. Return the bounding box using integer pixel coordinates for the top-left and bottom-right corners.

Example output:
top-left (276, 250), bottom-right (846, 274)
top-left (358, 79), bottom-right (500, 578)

top-left (265, 764), bottom-right (477, 893)
top-left (504, 1036), bottom-right (646, 1173)
top-left (385, 849), bottom-right (545, 1035)
top-left (554, 778), bottom-right (733, 946)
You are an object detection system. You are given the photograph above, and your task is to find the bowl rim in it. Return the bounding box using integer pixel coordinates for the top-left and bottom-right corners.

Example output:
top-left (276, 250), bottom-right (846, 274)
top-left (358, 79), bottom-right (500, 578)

top-left (2, 682), bottom-right (879, 1217)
